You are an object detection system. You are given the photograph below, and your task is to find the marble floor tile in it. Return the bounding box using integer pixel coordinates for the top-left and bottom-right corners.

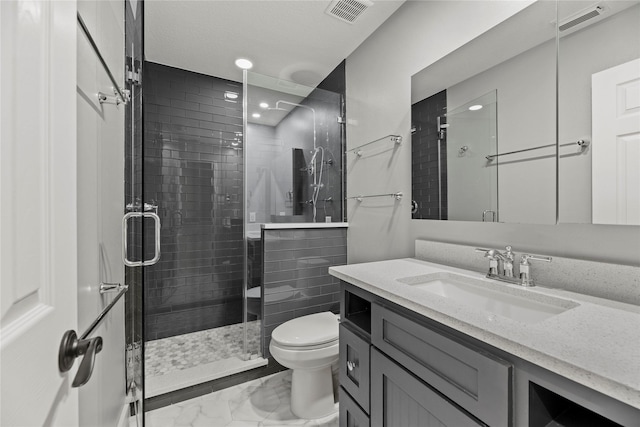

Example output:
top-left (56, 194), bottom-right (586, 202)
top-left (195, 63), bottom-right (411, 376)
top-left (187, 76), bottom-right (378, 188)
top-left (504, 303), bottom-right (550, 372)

top-left (145, 371), bottom-right (339, 427)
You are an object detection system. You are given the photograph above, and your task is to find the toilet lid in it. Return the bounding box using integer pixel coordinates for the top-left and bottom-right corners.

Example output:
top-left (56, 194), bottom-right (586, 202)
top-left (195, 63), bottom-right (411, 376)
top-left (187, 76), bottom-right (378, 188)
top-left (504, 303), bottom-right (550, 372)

top-left (271, 312), bottom-right (338, 348)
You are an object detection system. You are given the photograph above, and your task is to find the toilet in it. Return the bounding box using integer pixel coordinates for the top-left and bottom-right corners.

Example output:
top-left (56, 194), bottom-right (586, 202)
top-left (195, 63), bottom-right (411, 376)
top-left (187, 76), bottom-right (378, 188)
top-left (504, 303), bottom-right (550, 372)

top-left (269, 311), bottom-right (339, 419)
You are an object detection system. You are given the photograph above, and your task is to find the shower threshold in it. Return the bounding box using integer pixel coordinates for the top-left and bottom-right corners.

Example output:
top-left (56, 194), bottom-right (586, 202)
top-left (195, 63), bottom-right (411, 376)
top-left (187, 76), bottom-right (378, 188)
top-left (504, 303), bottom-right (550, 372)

top-left (145, 355), bottom-right (267, 398)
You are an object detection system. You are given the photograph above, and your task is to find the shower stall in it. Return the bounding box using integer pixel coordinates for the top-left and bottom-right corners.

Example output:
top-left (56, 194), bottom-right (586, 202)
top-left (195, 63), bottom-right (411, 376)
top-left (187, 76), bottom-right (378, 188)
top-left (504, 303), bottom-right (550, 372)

top-left (123, 41), bottom-right (345, 407)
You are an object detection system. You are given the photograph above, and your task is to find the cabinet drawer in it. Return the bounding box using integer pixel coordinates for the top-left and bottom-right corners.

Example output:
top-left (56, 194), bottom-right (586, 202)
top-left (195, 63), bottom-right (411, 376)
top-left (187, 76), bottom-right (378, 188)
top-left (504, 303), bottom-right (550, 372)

top-left (371, 348), bottom-right (483, 427)
top-left (372, 304), bottom-right (512, 427)
top-left (339, 387), bottom-right (370, 427)
top-left (339, 323), bottom-right (370, 414)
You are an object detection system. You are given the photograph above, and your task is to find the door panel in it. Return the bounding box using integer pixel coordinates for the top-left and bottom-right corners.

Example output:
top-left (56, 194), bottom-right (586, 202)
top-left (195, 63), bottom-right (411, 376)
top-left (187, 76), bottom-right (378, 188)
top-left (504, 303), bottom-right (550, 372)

top-left (1, 1), bottom-right (79, 425)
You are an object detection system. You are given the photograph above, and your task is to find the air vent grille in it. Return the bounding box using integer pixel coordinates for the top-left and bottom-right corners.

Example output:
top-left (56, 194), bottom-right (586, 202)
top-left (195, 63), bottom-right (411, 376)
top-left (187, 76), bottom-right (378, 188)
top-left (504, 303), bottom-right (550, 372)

top-left (559, 5), bottom-right (603, 31)
top-left (326, 0), bottom-right (373, 24)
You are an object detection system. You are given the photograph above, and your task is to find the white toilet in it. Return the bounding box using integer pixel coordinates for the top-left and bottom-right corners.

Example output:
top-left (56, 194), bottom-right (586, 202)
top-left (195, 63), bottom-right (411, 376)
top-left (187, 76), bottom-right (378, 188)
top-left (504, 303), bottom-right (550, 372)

top-left (269, 311), bottom-right (339, 419)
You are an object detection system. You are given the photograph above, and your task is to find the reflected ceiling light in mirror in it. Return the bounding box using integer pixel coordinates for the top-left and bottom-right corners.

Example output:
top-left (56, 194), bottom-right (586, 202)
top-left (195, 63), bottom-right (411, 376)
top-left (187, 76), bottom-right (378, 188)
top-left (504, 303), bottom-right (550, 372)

top-left (252, 113), bottom-right (261, 118)
top-left (468, 104), bottom-right (483, 111)
top-left (259, 102), bottom-right (269, 109)
top-left (224, 91), bottom-right (239, 102)
top-left (235, 58), bottom-right (253, 70)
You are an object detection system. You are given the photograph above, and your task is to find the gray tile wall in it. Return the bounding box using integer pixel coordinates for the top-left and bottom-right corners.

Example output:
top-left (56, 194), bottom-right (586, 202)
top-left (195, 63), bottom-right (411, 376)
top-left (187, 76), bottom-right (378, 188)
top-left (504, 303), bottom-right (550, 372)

top-left (262, 228), bottom-right (346, 357)
top-left (412, 90), bottom-right (448, 220)
top-left (143, 62), bottom-right (245, 341)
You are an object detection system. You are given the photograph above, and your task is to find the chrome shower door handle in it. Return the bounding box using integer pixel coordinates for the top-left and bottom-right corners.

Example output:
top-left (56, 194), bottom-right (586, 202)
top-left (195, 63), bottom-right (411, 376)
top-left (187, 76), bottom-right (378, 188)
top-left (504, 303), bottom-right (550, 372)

top-left (122, 211), bottom-right (161, 267)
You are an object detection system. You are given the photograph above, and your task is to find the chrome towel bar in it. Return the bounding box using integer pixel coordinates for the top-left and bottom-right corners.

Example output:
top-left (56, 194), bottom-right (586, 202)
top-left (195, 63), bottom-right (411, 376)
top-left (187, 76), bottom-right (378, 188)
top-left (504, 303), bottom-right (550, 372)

top-left (347, 134), bottom-right (402, 157)
top-left (58, 284), bottom-right (128, 387)
top-left (77, 12), bottom-right (129, 105)
top-left (486, 140), bottom-right (588, 161)
top-left (81, 284), bottom-right (128, 340)
top-left (348, 192), bottom-right (403, 202)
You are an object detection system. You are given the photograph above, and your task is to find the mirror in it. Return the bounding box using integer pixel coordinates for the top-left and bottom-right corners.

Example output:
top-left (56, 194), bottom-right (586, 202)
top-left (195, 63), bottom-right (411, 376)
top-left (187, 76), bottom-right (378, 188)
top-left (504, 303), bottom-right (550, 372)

top-left (558, 1), bottom-right (640, 225)
top-left (411, 1), bottom-right (559, 224)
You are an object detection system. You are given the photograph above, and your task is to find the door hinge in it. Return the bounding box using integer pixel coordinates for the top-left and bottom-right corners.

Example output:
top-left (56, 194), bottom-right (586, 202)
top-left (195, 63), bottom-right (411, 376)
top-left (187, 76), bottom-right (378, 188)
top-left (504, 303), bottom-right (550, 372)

top-left (127, 69), bottom-right (141, 85)
top-left (337, 116), bottom-right (346, 124)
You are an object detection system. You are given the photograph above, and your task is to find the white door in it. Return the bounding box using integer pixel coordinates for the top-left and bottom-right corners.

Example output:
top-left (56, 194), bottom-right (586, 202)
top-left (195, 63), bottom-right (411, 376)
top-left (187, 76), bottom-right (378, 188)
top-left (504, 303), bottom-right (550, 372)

top-left (1, 1), bottom-right (79, 425)
top-left (592, 58), bottom-right (640, 225)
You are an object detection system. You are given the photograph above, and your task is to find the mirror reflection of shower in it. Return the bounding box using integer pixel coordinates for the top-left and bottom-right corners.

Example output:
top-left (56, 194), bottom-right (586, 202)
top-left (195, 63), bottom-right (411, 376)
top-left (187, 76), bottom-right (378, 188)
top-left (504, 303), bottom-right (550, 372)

top-left (267, 100), bottom-right (326, 222)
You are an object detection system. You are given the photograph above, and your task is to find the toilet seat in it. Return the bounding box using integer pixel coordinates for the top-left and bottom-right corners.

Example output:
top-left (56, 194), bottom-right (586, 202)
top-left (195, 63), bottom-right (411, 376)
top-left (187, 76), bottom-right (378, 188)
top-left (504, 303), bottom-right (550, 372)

top-left (271, 312), bottom-right (338, 348)
top-left (271, 338), bottom-right (338, 351)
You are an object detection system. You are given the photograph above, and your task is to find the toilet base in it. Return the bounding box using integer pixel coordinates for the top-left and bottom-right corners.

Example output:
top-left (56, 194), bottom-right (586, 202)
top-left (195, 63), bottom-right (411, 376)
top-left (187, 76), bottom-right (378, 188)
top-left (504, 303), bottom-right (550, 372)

top-left (290, 366), bottom-right (336, 419)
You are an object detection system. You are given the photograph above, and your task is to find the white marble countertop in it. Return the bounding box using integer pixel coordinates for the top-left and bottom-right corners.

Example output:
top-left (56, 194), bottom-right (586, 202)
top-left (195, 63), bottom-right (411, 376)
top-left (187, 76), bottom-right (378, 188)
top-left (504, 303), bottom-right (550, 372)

top-left (329, 258), bottom-right (640, 409)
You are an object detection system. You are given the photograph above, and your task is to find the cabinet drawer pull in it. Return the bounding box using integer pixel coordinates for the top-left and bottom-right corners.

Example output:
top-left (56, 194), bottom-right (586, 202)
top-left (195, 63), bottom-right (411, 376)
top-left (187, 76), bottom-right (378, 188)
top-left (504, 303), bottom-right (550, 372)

top-left (347, 360), bottom-right (358, 371)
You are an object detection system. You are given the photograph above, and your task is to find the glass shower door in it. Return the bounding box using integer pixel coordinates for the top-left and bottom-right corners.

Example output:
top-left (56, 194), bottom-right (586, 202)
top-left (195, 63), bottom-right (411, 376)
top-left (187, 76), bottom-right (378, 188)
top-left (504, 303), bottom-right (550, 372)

top-left (139, 61), bottom-right (265, 402)
top-left (124, 0), bottom-right (145, 422)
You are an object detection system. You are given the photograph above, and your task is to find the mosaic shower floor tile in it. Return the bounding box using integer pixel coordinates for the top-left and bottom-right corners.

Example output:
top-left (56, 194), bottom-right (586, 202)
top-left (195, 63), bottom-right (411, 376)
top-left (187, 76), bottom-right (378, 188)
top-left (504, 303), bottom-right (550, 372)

top-left (145, 321), bottom-right (261, 377)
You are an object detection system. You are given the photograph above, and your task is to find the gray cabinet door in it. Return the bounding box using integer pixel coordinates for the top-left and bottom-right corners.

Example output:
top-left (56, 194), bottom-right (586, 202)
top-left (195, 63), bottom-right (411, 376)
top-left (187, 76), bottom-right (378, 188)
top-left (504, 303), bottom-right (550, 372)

top-left (340, 387), bottom-right (370, 427)
top-left (340, 323), bottom-right (370, 413)
top-left (372, 304), bottom-right (511, 426)
top-left (371, 349), bottom-right (484, 427)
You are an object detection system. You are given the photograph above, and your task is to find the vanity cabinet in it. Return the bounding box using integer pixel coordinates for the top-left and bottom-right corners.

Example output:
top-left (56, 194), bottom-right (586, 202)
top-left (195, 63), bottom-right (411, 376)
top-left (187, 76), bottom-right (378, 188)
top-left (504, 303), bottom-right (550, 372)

top-left (338, 280), bottom-right (639, 427)
top-left (339, 282), bottom-right (511, 426)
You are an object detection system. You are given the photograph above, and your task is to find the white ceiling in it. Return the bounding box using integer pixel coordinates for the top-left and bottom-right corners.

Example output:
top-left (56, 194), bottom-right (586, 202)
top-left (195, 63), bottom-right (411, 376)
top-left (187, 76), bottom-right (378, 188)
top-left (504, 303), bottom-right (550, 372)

top-left (145, 0), bottom-right (406, 87)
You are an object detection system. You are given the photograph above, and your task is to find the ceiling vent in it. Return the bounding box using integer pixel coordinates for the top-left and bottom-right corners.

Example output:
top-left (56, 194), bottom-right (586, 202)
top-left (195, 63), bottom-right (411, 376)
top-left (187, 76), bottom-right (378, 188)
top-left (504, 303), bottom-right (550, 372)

top-left (325, 0), bottom-right (373, 24)
top-left (559, 4), bottom-right (604, 32)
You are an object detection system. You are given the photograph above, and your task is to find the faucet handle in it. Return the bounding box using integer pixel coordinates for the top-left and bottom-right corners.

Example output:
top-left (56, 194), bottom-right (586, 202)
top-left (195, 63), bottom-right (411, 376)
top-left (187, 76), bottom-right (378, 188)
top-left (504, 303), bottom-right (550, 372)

top-left (475, 248), bottom-right (499, 276)
top-left (519, 254), bottom-right (552, 287)
top-left (520, 254), bottom-right (552, 265)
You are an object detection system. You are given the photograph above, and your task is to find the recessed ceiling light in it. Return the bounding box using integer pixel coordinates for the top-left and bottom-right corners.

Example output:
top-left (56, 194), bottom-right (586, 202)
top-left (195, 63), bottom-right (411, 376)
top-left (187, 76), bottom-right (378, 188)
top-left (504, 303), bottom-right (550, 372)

top-left (235, 58), bottom-right (253, 70)
top-left (259, 102), bottom-right (269, 109)
top-left (469, 104), bottom-right (483, 111)
top-left (252, 113), bottom-right (261, 118)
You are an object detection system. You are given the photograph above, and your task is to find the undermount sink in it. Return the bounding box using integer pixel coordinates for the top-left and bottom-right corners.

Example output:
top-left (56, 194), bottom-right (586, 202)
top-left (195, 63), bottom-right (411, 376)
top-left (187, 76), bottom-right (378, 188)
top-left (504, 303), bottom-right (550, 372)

top-left (397, 272), bottom-right (579, 324)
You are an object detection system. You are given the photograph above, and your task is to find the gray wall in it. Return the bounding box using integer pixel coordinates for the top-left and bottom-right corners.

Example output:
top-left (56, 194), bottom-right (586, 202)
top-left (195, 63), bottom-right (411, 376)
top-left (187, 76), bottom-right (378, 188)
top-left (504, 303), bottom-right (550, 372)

top-left (262, 228), bottom-right (345, 357)
top-left (345, 0), bottom-right (640, 268)
top-left (77, 1), bottom-right (127, 425)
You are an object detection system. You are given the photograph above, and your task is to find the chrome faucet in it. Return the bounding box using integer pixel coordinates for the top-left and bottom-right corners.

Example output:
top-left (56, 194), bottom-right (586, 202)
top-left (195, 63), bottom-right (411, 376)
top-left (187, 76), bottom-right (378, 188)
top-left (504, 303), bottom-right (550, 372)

top-left (476, 246), bottom-right (552, 287)
top-left (519, 254), bottom-right (552, 287)
top-left (476, 246), bottom-right (513, 280)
